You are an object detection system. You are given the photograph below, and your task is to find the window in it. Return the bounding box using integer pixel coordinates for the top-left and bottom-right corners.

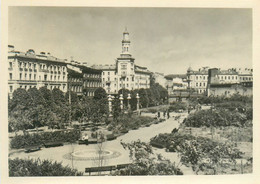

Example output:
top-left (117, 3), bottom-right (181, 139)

top-left (196, 83), bottom-right (198, 87)
top-left (127, 84), bottom-right (129, 87)
top-left (114, 84), bottom-right (116, 87)
top-left (108, 77), bottom-right (110, 81)
top-left (108, 72), bottom-right (110, 75)
top-left (196, 76), bottom-right (198, 80)
top-left (9, 62), bottom-right (12, 68)
top-left (9, 86), bottom-right (13, 92)
top-left (34, 74), bottom-right (36, 80)
top-left (9, 73), bottom-right (12, 80)
top-left (25, 73), bottom-right (27, 80)
top-left (121, 64), bottom-right (127, 70)
top-left (127, 78), bottom-right (129, 81)
top-left (132, 77), bottom-right (134, 81)
top-left (29, 74), bottom-right (31, 80)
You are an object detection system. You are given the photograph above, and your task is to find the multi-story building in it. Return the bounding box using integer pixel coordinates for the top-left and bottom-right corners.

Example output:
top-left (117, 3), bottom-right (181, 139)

top-left (8, 45), bottom-right (68, 98)
top-left (165, 74), bottom-right (188, 95)
top-left (67, 61), bottom-right (102, 97)
top-left (92, 29), bottom-right (151, 94)
top-left (186, 67), bottom-right (209, 94)
top-left (186, 67), bottom-right (250, 95)
top-left (207, 68), bottom-right (252, 97)
top-left (236, 68), bottom-right (253, 82)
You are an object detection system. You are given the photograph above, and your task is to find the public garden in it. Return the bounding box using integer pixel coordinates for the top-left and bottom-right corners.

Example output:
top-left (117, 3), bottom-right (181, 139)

top-left (8, 84), bottom-right (253, 176)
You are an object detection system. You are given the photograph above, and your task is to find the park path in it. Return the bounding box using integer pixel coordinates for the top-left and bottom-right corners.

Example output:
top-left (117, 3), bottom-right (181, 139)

top-left (9, 111), bottom-right (194, 175)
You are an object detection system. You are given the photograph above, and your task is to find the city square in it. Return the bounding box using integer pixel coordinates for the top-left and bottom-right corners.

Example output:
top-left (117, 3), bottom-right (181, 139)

top-left (5, 6), bottom-right (254, 178)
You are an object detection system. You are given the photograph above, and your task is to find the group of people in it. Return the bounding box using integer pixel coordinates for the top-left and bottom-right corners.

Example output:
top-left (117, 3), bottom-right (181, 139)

top-left (156, 110), bottom-right (170, 120)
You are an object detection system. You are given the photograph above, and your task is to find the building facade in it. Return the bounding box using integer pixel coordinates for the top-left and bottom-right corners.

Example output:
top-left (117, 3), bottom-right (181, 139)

top-left (92, 29), bottom-right (151, 94)
top-left (207, 68), bottom-right (252, 97)
top-left (186, 67), bottom-right (209, 94)
top-left (67, 61), bottom-right (102, 97)
top-left (8, 45), bottom-right (68, 98)
top-left (152, 72), bottom-right (167, 88)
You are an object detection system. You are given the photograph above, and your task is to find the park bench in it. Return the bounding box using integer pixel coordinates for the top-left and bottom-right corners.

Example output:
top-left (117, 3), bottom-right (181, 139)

top-left (88, 138), bottom-right (98, 144)
top-left (43, 142), bottom-right (63, 148)
top-left (85, 166), bottom-right (116, 175)
top-left (24, 146), bottom-right (41, 153)
top-left (85, 164), bottom-right (131, 175)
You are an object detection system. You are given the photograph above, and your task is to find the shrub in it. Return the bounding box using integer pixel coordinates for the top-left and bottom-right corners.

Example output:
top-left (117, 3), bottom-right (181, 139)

top-left (150, 132), bottom-right (244, 175)
top-left (9, 158), bottom-right (83, 176)
top-left (169, 102), bottom-right (187, 112)
top-left (184, 109), bottom-right (248, 128)
top-left (10, 129), bottom-right (80, 149)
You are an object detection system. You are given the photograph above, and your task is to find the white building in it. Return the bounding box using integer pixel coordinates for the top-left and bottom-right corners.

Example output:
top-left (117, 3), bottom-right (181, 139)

top-left (92, 29), bottom-right (151, 94)
top-left (8, 45), bottom-right (68, 98)
top-left (152, 72), bottom-right (167, 87)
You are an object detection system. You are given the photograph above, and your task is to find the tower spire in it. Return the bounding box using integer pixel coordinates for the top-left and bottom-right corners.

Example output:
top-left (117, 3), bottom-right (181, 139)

top-left (121, 28), bottom-right (131, 56)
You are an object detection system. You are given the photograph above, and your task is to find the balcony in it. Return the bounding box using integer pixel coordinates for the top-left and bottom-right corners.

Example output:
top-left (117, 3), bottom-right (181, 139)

top-left (8, 68), bottom-right (13, 71)
top-left (39, 69), bottom-right (49, 73)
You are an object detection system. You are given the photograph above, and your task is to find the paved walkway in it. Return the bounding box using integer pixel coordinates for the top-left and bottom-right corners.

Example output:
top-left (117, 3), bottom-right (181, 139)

top-left (9, 112), bottom-right (194, 175)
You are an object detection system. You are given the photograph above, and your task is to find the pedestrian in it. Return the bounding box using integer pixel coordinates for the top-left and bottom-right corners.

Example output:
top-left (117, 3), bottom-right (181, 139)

top-left (167, 110), bottom-right (170, 119)
top-left (157, 111), bottom-right (160, 118)
top-left (163, 111), bottom-right (166, 118)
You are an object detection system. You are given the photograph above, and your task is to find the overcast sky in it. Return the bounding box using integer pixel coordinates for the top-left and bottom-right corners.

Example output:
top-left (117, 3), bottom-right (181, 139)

top-left (9, 7), bottom-right (252, 75)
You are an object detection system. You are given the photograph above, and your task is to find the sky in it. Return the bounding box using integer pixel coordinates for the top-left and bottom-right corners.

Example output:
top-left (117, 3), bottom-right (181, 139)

top-left (8, 7), bottom-right (252, 75)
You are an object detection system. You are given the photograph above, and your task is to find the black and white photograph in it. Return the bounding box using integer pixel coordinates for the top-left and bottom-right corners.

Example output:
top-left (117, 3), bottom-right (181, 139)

top-left (1, 1), bottom-right (260, 184)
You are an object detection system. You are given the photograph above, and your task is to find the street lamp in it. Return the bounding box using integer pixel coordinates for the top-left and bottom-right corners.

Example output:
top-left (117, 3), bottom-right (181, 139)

top-left (136, 93), bottom-right (140, 112)
top-left (108, 95), bottom-right (112, 116)
top-left (119, 94), bottom-right (124, 110)
top-left (127, 93), bottom-right (131, 110)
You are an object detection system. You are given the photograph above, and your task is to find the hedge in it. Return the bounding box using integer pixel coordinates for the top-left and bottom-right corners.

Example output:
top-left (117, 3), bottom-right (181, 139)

top-left (10, 129), bottom-right (80, 149)
top-left (9, 158), bottom-right (83, 176)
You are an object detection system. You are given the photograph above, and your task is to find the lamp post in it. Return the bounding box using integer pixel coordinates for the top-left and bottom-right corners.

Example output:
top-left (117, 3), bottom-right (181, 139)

top-left (108, 95), bottom-right (112, 116)
top-left (119, 94), bottom-right (124, 110)
top-left (136, 93), bottom-right (140, 112)
top-left (127, 93), bottom-right (131, 110)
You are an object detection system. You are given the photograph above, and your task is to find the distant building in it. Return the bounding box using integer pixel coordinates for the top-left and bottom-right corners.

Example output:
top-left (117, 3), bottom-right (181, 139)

top-left (165, 74), bottom-right (188, 95)
top-left (186, 67), bottom-right (209, 94)
top-left (207, 68), bottom-right (252, 97)
top-left (152, 72), bottom-right (167, 87)
top-left (8, 45), bottom-right (68, 98)
top-left (67, 62), bottom-right (102, 97)
top-left (236, 68), bottom-right (253, 82)
top-left (207, 82), bottom-right (252, 97)
top-left (92, 28), bottom-right (151, 94)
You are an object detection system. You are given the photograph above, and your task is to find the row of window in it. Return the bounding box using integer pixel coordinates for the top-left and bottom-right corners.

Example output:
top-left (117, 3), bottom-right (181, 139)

top-left (9, 84), bottom-right (66, 93)
top-left (217, 75), bottom-right (238, 80)
top-left (84, 73), bottom-right (101, 78)
top-left (84, 81), bottom-right (101, 88)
